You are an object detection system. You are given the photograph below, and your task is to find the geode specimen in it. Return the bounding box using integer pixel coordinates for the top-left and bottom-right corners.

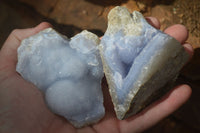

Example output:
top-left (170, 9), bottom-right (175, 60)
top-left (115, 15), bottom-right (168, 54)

top-left (16, 28), bottom-right (105, 127)
top-left (100, 6), bottom-right (189, 120)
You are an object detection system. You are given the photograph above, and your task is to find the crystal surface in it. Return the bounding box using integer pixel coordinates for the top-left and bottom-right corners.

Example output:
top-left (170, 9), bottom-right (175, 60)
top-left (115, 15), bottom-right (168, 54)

top-left (16, 28), bottom-right (105, 127)
top-left (100, 6), bottom-right (189, 119)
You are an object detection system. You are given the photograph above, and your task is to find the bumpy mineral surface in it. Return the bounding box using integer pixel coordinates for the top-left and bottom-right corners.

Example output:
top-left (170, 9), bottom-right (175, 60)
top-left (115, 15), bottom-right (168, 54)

top-left (100, 6), bottom-right (189, 120)
top-left (16, 5), bottom-right (190, 127)
top-left (16, 28), bottom-right (105, 127)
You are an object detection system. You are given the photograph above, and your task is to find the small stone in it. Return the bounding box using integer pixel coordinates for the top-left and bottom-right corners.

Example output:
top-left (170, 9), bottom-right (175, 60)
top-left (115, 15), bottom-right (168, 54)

top-left (100, 6), bottom-right (189, 120)
top-left (16, 28), bottom-right (105, 128)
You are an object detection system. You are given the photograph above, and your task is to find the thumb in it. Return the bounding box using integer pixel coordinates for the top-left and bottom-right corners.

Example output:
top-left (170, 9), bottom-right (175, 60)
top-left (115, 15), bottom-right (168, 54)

top-left (0, 22), bottom-right (52, 70)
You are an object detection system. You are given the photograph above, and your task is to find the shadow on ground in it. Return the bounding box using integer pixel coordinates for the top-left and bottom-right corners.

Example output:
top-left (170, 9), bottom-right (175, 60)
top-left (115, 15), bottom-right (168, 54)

top-left (85, 0), bottom-right (128, 6)
top-left (0, 0), bottom-right (104, 48)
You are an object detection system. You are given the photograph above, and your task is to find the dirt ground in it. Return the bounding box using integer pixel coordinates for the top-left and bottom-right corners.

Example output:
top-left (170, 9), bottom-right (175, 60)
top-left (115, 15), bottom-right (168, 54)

top-left (0, 0), bottom-right (200, 132)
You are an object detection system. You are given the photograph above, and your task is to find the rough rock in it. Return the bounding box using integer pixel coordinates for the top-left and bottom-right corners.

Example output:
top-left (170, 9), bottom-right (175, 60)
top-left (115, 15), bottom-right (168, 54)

top-left (16, 28), bottom-right (105, 127)
top-left (100, 6), bottom-right (189, 120)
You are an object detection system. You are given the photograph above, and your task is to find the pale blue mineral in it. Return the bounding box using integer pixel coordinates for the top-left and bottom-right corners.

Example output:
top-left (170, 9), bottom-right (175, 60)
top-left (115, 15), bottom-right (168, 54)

top-left (100, 6), bottom-right (189, 119)
top-left (16, 28), bottom-right (105, 127)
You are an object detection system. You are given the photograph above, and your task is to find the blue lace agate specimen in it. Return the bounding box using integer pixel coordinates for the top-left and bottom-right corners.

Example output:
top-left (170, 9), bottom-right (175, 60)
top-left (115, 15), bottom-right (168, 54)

top-left (100, 6), bottom-right (189, 119)
top-left (16, 28), bottom-right (105, 127)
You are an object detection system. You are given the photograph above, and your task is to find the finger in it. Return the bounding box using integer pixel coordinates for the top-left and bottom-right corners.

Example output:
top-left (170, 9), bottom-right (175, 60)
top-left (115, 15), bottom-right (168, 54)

top-left (13, 22), bottom-right (52, 42)
top-left (183, 43), bottom-right (194, 60)
top-left (2, 22), bottom-right (52, 52)
top-left (120, 84), bottom-right (192, 133)
top-left (164, 24), bottom-right (193, 60)
top-left (164, 24), bottom-right (188, 44)
top-left (146, 17), bottom-right (161, 29)
top-left (0, 22), bottom-right (52, 70)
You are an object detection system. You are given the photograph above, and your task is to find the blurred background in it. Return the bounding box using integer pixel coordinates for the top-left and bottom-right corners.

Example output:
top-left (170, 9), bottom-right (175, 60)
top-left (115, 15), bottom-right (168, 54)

top-left (0, 0), bottom-right (199, 132)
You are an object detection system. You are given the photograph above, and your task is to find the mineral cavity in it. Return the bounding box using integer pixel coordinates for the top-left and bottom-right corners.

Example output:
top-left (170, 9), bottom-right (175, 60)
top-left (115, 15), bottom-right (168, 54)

top-left (16, 28), bottom-right (105, 127)
top-left (100, 6), bottom-right (189, 119)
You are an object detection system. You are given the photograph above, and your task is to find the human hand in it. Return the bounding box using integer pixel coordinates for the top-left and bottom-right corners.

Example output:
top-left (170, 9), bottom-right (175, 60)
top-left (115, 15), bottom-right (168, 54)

top-left (0, 18), bottom-right (193, 133)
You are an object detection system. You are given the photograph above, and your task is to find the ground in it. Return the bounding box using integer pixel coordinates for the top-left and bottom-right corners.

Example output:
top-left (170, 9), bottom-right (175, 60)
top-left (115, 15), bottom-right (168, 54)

top-left (0, 0), bottom-right (200, 132)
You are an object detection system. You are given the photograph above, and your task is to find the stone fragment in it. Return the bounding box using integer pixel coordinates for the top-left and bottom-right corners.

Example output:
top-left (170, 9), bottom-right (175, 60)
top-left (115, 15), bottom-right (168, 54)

top-left (100, 6), bottom-right (189, 120)
top-left (16, 28), bottom-right (105, 127)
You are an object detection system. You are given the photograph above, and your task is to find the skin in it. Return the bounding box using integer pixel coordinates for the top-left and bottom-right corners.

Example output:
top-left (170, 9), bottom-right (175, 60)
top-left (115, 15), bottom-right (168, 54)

top-left (0, 17), bottom-right (193, 133)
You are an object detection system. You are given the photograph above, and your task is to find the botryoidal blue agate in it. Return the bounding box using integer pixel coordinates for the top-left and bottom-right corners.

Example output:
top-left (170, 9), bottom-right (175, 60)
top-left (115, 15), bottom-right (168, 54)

top-left (100, 6), bottom-right (189, 119)
top-left (16, 28), bottom-right (105, 127)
